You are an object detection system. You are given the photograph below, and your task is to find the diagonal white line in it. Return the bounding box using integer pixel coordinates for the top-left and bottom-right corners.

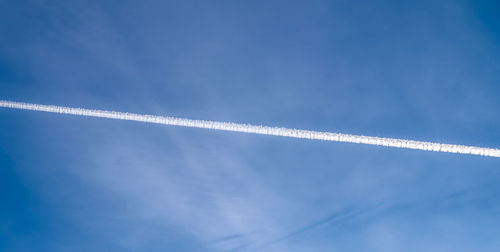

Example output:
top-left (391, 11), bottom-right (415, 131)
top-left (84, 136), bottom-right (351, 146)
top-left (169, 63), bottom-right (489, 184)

top-left (1, 100), bottom-right (499, 157)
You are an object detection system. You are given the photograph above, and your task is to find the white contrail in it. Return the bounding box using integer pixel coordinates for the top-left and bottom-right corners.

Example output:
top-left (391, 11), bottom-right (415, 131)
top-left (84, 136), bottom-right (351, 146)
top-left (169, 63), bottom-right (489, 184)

top-left (1, 100), bottom-right (499, 157)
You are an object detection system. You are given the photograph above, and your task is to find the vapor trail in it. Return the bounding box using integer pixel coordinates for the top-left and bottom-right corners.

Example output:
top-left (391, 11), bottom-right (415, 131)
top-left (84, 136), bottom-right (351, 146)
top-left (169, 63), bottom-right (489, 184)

top-left (1, 100), bottom-right (499, 157)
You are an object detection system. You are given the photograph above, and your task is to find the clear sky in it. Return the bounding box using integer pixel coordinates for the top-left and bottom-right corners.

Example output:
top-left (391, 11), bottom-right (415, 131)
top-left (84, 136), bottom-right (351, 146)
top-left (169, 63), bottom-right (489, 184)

top-left (1, 0), bottom-right (500, 251)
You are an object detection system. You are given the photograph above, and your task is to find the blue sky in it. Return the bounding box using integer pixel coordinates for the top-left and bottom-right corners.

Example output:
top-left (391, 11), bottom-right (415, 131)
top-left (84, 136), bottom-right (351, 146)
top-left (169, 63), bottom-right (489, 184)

top-left (1, 0), bottom-right (500, 251)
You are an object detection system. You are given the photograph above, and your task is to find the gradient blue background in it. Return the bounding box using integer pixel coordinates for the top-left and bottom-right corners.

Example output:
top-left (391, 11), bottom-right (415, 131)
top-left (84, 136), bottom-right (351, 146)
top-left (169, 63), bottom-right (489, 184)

top-left (1, 0), bottom-right (500, 251)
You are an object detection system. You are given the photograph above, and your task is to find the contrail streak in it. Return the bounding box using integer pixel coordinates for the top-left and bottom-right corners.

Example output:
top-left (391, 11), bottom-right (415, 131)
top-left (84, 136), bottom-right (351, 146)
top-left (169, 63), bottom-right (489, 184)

top-left (1, 100), bottom-right (499, 157)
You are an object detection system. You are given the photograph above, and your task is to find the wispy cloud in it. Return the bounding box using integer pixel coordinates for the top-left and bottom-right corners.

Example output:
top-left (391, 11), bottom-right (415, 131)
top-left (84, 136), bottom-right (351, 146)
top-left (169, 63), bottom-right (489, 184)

top-left (71, 131), bottom-right (288, 251)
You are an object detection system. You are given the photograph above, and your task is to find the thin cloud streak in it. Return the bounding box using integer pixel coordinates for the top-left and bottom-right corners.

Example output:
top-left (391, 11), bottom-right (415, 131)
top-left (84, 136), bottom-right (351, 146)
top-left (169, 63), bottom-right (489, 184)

top-left (254, 206), bottom-right (358, 250)
top-left (1, 100), bottom-right (499, 157)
